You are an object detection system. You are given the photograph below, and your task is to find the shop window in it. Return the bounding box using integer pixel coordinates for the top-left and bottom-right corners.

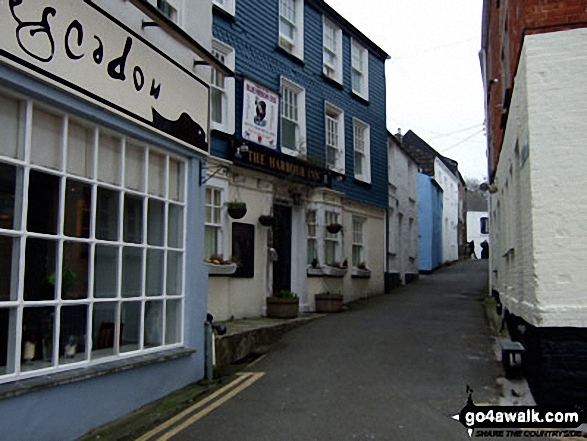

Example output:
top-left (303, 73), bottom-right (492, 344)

top-left (279, 0), bottom-right (304, 60)
top-left (0, 92), bottom-right (187, 382)
top-left (280, 78), bottom-right (306, 156)
top-left (323, 18), bottom-right (342, 83)
top-left (352, 216), bottom-right (365, 267)
top-left (324, 211), bottom-right (341, 265)
top-left (306, 210), bottom-right (317, 265)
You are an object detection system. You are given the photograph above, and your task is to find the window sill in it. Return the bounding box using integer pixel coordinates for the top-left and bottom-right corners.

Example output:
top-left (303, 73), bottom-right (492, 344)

top-left (276, 46), bottom-right (305, 66)
top-left (0, 347), bottom-right (194, 400)
top-left (353, 178), bottom-right (372, 188)
top-left (352, 267), bottom-right (371, 278)
top-left (206, 262), bottom-right (237, 276)
top-left (350, 91), bottom-right (370, 105)
top-left (213, 4), bottom-right (236, 22)
top-left (322, 73), bottom-right (343, 89)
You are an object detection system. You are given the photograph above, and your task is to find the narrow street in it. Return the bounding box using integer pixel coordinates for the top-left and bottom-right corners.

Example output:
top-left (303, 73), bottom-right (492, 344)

top-left (155, 260), bottom-right (505, 440)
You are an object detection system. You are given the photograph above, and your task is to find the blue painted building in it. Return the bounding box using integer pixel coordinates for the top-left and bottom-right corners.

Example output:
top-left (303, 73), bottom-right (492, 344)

top-left (206, 0), bottom-right (390, 318)
top-left (418, 174), bottom-right (444, 273)
top-left (0, 1), bottom-right (221, 439)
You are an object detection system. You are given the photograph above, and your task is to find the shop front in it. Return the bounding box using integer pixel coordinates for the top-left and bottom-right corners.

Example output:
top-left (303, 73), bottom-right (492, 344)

top-left (0, 1), bottom-right (214, 439)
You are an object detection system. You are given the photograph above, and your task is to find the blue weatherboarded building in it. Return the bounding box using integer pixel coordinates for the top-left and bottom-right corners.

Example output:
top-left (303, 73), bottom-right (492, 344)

top-left (205, 0), bottom-right (390, 318)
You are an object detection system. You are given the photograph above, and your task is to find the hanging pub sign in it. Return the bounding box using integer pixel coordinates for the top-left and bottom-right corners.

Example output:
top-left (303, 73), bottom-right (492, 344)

top-left (0, 0), bottom-right (209, 153)
top-left (242, 78), bottom-right (279, 149)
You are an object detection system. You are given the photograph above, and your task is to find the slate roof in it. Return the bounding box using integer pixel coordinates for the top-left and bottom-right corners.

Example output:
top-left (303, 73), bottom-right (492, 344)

top-left (402, 130), bottom-right (462, 182)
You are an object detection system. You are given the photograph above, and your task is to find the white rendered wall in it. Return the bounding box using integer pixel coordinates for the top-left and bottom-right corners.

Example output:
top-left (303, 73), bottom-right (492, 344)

top-left (467, 211), bottom-right (489, 257)
top-left (388, 141), bottom-right (419, 280)
top-left (434, 158), bottom-right (459, 263)
top-left (491, 28), bottom-right (587, 327)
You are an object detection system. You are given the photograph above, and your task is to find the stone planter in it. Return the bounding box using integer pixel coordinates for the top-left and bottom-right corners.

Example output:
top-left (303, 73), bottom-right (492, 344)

top-left (322, 265), bottom-right (347, 277)
top-left (314, 293), bottom-right (343, 313)
top-left (352, 267), bottom-right (371, 278)
top-left (205, 262), bottom-right (237, 275)
top-left (266, 296), bottom-right (299, 319)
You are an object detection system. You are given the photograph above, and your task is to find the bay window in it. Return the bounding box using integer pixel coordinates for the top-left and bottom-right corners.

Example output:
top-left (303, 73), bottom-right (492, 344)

top-left (0, 91), bottom-right (187, 383)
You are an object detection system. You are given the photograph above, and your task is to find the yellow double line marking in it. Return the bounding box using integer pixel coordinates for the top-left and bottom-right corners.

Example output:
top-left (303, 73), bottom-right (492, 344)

top-left (136, 371), bottom-right (265, 441)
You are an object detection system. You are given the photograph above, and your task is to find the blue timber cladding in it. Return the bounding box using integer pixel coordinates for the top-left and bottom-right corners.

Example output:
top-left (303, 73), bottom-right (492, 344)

top-left (212, 0), bottom-right (388, 208)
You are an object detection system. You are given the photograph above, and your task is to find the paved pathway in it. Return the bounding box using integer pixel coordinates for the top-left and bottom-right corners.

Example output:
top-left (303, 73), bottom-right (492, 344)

top-left (151, 260), bottom-right (542, 440)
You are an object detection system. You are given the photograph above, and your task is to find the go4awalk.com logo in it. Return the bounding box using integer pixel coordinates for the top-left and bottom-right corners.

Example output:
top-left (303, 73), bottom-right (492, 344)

top-left (452, 387), bottom-right (587, 438)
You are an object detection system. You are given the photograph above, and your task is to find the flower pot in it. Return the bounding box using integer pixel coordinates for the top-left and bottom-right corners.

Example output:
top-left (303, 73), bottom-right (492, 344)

top-left (352, 267), bottom-right (371, 278)
top-left (266, 296), bottom-right (299, 319)
top-left (314, 293), bottom-right (343, 313)
top-left (227, 203), bottom-right (247, 219)
top-left (205, 261), bottom-right (237, 275)
top-left (258, 215), bottom-right (275, 227)
top-left (326, 223), bottom-right (342, 234)
top-left (322, 265), bottom-right (347, 277)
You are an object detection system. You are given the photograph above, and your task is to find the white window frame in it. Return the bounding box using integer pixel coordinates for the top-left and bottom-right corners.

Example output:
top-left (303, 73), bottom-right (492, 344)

top-left (210, 39), bottom-right (235, 135)
top-left (305, 204), bottom-right (343, 269)
top-left (353, 118), bottom-right (371, 183)
top-left (306, 209), bottom-right (318, 265)
top-left (322, 17), bottom-right (343, 84)
top-left (352, 216), bottom-right (366, 267)
top-left (0, 91), bottom-right (187, 384)
top-left (351, 39), bottom-right (369, 100)
top-left (213, 0), bottom-right (235, 16)
top-left (279, 0), bottom-right (304, 60)
top-left (204, 177), bottom-right (229, 260)
top-left (324, 102), bottom-right (345, 174)
top-left (280, 77), bottom-right (306, 157)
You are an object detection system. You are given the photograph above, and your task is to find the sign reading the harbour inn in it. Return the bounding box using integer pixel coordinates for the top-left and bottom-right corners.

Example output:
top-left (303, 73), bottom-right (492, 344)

top-left (0, 0), bottom-right (209, 153)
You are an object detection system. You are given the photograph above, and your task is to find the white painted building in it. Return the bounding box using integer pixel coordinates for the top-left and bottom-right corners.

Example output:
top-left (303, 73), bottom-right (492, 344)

top-left (386, 134), bottom-right (419, 288)
top-left (434, 157), bottom-right (460, 264)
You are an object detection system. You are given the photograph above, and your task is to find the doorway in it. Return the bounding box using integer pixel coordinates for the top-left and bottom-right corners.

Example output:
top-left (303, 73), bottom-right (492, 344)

top-left (272, 204), bottom-right (292, 295)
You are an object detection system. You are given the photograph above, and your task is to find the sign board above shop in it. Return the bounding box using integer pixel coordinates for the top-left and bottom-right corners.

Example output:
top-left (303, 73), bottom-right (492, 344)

top-left (242, 79), bottom-right (279, 150)
top-left (0, 0), bottom-right (209, 154)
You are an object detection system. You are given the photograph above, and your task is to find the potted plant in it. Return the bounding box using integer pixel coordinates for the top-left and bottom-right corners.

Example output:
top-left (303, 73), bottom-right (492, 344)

top-left (315, 291), bottom-right (344, 313)
top-left (326, 222), bottom-right (342, 234)
top-left (307, 258), bottom-right (324, 276)
top-left (226, 201), bottom-right (247, 219)
top-left (204, 254), bottom-right (237, 275)
top-left (258, 214), bottom-right (275, 227)
top-left (352, 262), bottom-right (372, 278)
top-left (266, 289), bottom-right (299, 319)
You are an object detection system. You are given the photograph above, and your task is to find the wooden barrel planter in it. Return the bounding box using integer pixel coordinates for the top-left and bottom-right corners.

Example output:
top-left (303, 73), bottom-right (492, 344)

top-left (266, 296), bottom-right (299, 319)
top-left (314, 293), bottom-right (343, 313)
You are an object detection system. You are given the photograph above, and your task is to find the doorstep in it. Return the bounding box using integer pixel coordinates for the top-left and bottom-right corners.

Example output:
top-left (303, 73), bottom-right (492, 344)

top-left (214, 314), bottom-right (323, 368)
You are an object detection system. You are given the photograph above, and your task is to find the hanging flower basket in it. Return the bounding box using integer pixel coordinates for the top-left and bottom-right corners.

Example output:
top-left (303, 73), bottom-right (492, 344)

top-left (258, 215), bottom-right (275, 227)
top-left (226, 202), bottom-right (247, 219)
top-left (326, 223), bottom-right (342, 234)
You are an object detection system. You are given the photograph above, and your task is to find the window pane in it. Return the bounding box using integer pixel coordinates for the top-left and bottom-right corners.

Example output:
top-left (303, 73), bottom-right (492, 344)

top-left (120, 301), bottom-right (141, 353)
top-left (21, 306), bottom-right (55, 371)
top-left (204, 226), bottom-right (219, 258)
top-left (0, 236), bottom-right (18, 302)
top-left (148, 151), bottom-right (166, 197)
top-left (211, 88), bottom-right (223, 124)
top-left (125, 144), bottom-right (145, 191)
top-left (0, 93), bottom-right (25, 160)
top-left (281, 119), bottom-right (296, 150)
top-left (169, 159), bottom-right (184, 202)
top-left (98, 134), bottom-right (121, 185)
top-left (94, 245), bottom-right (118, 298)
top-left (166, 251), bottom-right (182, 296)
top-left (0, 163), bottom-right (21, 231)
top-left (122, 247), bottom-right (142, 298)
top-left (27, 170), bottom-right (59, 235)
top-left (62, 242), bottom-right (89, 300)
top-left (64, 179), bottom-right (91, 238)
top-left (31, 107), bottom-right (62, 170)
top-left (165, 299), bottom-right (182, 344)
top-left (59, 305), bottom-right (88, 364)
top-left (67, 121), bottom-right (94, 177)
top-left (96, 188), bottom-right (119, 241)
top-left (24, 238), bottom-right (57, 301)
top-left (168, 204), bottom-right (184, 248)
top-left (147, 199), bottom-right (165, 246)
top-left (325, 241), bottom-right (336, 265)
top-left (146, 249), bottom-right (164, 297)
top-left (0, 308), bottom-right (16, 374)
top-left (124, 195), bottom-right (143, 244)
top-left (144, 301), bottom-right (163, 348)
top-left (92, 302), bottom-right (117, 359)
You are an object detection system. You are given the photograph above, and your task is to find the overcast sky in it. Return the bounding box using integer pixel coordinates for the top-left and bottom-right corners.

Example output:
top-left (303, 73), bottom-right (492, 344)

top-left (325, 0), bottom-right (488, 181)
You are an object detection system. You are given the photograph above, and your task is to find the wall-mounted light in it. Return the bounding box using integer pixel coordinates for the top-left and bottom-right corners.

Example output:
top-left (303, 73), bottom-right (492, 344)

top-left (235, 142), bottom-right (249, 159)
